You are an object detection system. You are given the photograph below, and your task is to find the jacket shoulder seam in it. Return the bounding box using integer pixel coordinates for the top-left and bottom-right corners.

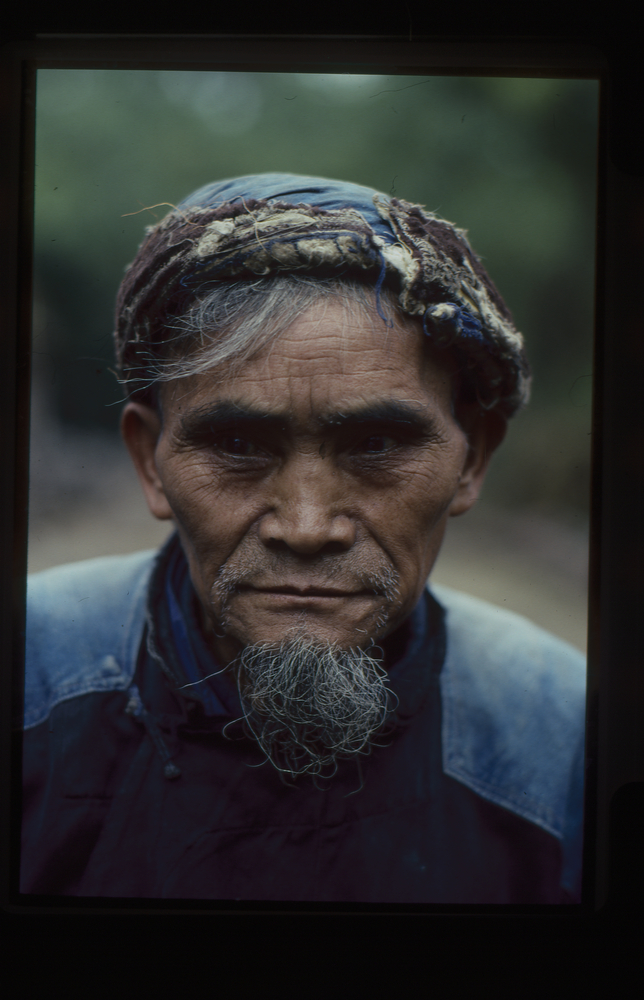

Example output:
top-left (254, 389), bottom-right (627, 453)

top-left (24, 551), bottom-right (156, 729)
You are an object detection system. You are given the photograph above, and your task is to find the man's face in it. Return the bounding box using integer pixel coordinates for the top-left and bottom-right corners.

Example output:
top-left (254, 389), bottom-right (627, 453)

top-left (123, 299), bottom-right (496, 667)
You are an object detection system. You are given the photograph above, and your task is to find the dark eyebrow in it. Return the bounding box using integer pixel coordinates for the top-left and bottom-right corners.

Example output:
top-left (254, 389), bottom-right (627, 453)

top-left (319, 401), bottom-right (434, 432)
top-left (178, 402), bottom-right (289, 438)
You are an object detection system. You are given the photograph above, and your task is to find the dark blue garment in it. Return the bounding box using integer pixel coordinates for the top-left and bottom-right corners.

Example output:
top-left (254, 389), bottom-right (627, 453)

top-left (20, 536), bottom-right (576, 903)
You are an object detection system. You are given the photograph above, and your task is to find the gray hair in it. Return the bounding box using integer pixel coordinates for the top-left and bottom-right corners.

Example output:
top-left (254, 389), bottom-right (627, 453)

top-left (232, 634), bottom-right (399, 783)
top-left (128, 274), bottom-right (460, 406)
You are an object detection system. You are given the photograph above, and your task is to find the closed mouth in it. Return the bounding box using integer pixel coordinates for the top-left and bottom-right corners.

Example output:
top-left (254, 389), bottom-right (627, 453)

top-left (241, 585), bottom-right (375, 598)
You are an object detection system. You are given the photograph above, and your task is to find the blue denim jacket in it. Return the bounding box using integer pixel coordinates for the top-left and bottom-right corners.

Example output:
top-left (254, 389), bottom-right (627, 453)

top-left (23, 550), bottom-right (587, 901)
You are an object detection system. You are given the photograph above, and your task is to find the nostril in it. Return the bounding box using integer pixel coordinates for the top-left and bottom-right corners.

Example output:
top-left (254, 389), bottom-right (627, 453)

top-left (264, 537), bottom-right (293, 554)
top-left (264, 536), bottom-right (352, 557)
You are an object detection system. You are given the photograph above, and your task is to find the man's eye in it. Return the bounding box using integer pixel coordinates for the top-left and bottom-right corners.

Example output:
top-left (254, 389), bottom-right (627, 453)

top-left (356, 435), bottom-right (397, 454)
top-left (218, 435), bottom-right (264, 457)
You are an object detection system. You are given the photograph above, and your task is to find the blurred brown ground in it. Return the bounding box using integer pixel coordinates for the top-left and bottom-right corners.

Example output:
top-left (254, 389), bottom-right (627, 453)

top-left (26, 399), bottom-right (589, 654)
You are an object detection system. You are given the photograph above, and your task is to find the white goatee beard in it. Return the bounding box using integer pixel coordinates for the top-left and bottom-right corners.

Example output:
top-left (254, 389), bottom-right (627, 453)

top-left (230, 634), bottom-right (399, 782)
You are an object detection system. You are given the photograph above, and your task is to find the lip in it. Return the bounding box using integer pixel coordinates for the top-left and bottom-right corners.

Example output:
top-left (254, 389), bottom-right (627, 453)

top-left (242, 586), bottom-right (374, 598)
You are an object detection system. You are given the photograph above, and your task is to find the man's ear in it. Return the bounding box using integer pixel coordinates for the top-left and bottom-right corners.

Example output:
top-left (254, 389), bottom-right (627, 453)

top-left (120, 402), bottom-right (174, 521)
top-left (448, 409), bottom-right (507, 518)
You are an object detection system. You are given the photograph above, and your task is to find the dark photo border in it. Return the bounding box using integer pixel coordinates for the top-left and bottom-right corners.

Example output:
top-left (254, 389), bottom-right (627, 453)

top-left (1, 30), bottom-right (642, 937)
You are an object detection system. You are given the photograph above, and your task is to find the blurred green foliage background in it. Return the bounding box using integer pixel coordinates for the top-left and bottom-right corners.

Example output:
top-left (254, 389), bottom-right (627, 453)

top-left (32, 69), bottom-right (598, 525)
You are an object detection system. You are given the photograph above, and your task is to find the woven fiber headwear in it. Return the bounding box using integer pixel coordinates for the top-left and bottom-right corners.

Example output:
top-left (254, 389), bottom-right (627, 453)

top-left (114, 173), bottom-right (531, 418)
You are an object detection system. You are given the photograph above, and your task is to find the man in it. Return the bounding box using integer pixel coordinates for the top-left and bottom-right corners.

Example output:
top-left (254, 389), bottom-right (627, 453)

top-left (21, 173), bottom-right (586, 903)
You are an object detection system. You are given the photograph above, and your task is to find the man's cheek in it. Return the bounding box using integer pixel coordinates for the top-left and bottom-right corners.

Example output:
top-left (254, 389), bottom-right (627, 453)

top-left (161, 466), bottom-right (228, 531)
top-left (369, 472), bottom-right (455, 542)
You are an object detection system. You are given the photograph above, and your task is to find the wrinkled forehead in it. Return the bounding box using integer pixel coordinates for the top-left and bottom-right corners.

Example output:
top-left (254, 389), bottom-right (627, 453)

top-left (159, 298), bottom-right (457, 424)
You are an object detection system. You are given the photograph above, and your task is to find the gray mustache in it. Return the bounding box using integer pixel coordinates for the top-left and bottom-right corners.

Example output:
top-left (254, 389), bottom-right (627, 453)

top-left (211, 549), bottom-right (401, 606)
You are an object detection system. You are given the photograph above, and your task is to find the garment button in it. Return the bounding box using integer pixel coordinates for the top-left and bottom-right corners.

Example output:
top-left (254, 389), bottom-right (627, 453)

top-left (100, 655), bottom-right (122, 677)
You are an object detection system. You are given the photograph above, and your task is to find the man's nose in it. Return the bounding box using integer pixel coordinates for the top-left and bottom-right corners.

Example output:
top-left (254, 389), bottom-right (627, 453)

top-left (258, 455), bottom-right (356, 555)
